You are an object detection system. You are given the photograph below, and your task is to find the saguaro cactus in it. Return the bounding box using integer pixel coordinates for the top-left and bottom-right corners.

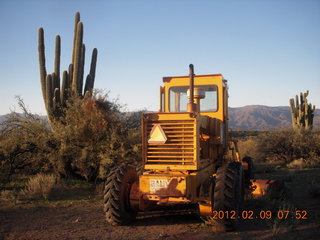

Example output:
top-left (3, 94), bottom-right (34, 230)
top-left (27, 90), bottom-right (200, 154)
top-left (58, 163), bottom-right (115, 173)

top-left (289, 91), bottom-right (316, 131)
top-left (38, 12), bottom-right (98, 127)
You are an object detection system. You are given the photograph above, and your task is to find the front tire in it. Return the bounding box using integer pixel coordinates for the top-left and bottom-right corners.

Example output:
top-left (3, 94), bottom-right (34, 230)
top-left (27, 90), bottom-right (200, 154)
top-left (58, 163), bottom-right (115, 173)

top-left (103, 165), bottom-right (138, 225)
top-left (213, 162), bottom-right (243, 231)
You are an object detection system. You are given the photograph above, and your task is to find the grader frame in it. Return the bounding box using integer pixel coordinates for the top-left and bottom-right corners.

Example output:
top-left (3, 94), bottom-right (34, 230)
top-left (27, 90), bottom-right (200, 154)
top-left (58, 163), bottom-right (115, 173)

top-left (104, 64), bottom-right (252, 231)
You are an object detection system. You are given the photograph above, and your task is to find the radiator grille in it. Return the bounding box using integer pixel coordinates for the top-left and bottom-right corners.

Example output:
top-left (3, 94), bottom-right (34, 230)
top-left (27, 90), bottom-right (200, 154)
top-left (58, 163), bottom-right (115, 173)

top-left (145, 119), bottom-right (196, 165)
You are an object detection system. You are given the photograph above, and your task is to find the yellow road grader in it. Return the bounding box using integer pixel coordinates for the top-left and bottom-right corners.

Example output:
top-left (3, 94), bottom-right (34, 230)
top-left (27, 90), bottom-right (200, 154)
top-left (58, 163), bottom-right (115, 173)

top-left (103, 65), bottom-right (254, 231)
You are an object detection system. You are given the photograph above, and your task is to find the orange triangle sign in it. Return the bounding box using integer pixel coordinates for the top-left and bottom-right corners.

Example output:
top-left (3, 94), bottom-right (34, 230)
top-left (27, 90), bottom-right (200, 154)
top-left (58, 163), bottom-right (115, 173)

top-left (148, 124), bottom-right (167, 144)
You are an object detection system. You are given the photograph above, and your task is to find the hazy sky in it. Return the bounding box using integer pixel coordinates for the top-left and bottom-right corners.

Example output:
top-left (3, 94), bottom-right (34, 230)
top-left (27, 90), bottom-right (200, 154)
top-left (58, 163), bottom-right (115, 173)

top-left (0, 0), bottom-right (319, 115)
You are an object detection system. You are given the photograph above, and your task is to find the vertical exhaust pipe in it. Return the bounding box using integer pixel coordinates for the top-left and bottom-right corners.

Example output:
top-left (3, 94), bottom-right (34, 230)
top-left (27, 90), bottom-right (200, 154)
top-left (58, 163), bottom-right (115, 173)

top-left (187, 64), bottom-right (197, 113)
top-left (189, 64), bottom-right (194, 104)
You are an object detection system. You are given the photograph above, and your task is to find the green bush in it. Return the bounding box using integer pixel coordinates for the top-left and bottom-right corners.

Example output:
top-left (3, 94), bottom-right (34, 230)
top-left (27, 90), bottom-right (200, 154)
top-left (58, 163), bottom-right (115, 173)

top-left (238, 129), bottom-right (320, 166)
top-left (52, 93), bottom-right (141, 180)
top-left (0, 94), bottom-right (142, 182)
top-left (0, 98), bottom-right (56, 181)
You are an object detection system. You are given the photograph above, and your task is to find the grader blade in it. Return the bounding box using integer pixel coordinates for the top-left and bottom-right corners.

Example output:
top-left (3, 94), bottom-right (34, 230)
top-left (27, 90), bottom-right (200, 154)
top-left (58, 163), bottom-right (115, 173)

top-left (250, 179), bottom-right (285, 198)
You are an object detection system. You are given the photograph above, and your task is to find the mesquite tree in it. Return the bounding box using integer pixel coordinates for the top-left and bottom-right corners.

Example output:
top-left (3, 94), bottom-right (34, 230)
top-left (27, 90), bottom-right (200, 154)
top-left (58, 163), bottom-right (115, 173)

top-left (38, 12), bottom-right (98, 128)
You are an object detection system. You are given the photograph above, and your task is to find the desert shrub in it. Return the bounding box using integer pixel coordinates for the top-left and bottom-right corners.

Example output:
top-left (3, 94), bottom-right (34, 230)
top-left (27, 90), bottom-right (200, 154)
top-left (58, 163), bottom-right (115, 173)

top-left (52, 93), bottom-right (141, 180)
top-left (0, 98), bottom-right (56, 181)
top-left (238, 129), bottom-right (320, 166)
top-left (293, 130), bottom-right (320, 167)
top-left (123, 110), bottom-right (143, 162)
top-left (0, 94), bottom-right (142, 182)
top-left (255, 130), bottom-right (295, 163)
top-left (23, 173), bottom-right (57, 200)
top-left (238, 137), bottom-right (260, 161)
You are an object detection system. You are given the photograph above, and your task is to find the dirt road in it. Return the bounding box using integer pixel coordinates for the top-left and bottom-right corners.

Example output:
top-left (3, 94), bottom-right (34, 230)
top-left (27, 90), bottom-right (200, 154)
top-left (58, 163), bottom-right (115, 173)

top-left (1, 199), bottom-right (319, 240)
top-left (1, 168), bottom-right (320, 240)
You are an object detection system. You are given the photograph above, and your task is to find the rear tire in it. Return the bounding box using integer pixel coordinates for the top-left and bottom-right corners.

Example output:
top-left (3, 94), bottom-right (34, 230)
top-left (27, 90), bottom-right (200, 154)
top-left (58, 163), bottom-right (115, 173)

top-left (213, 162), bottom-right (243, 231)
top-left (103, 165), bottom-right (138, 225)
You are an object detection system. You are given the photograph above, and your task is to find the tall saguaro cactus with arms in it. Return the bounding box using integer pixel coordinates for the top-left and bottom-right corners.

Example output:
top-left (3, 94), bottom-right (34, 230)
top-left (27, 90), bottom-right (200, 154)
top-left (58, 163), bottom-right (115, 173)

top-left (289, 91), bottom-right (316, 131)
top-left (38, 12), bottom-right (98, 128)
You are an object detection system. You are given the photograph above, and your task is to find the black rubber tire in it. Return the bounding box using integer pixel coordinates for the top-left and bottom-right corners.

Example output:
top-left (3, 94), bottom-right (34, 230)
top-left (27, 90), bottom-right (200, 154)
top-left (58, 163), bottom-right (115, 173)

top-left (231, 162), bottom-right (244, 209)
top-left (103, 165), bottom-right (138, 225)
top-left (213, 162), bottom-right (243, 232)
top-left (242, 156), bottom-right (254, 181)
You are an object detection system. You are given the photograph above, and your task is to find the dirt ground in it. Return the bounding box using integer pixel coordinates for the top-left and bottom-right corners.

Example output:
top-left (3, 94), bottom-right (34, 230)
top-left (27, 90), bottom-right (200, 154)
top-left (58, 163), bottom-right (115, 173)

top-left (1, 168), bottom-right (320, 240)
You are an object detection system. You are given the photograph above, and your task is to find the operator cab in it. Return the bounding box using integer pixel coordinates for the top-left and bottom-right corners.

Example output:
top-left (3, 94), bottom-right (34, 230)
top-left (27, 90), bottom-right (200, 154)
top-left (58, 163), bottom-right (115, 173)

top-left (160, 66), bottom-right (228, 122)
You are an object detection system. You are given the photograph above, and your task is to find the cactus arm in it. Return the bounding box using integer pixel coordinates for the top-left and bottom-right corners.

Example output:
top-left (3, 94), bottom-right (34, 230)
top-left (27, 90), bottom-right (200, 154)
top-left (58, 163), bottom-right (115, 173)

top-left (79, 43), bottom-right (86, 95)
top-left (54, 35), bottom-right (61, 84)
top-left (89, 48), bottom-right (98, 88)
top-left (300, 92), bottom-right (304, 106)
top-left (51, 72), bottom-right (60, 94)
top-left (72, 21), bottom-right (83, 95)
top-left (53, 88), bottom-right (61, 111)
top-left (46, 74), bottom-right (53, 116)
top-left (72, 12), bottom-right (80, 67)
top-left (310, 104), bottom-right (315, 128)
top-left (38, 28), bottom-right (47, 103)
top-left (304, 100), bottom-right (309, 129)
top-left (68, 64), bottom-right (73, 90)
top-left (51, 72), bottom-right (55, 94)
top-left (289, 98), bottom-right (297, 129)
top-left (61, 71), bottom-right (68, 106)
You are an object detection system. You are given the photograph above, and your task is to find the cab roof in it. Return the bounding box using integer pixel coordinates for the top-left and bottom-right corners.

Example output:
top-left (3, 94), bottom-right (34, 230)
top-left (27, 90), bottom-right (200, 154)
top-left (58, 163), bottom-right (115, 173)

top-left (163, 74), bottom-right (222, 83)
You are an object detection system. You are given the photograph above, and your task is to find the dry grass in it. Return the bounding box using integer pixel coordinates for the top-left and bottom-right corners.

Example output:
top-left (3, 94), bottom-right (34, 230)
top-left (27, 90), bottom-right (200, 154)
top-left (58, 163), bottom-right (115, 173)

top-left (23, 173), bottom-right (57, 200)
top-left (270, 201), bottom-right (299, 236)
top-left (0, 189), bottom-right (19, 201)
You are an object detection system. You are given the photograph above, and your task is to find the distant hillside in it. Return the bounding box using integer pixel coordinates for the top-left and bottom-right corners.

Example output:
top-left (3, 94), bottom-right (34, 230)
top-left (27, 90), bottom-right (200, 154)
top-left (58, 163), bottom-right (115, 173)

top-left (0, 115), bottom-right (6, 123)
top-left (0, 114), bottom-right (48, 129)
top-left (0, 106), bottom-right (319, 130)
top-left (229, 105), bottom-right (320, 130)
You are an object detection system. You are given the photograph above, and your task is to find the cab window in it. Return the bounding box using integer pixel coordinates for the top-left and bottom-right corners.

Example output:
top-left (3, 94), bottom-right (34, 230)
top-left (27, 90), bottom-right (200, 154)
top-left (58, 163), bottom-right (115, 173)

top-left (169, 85), bottom-right (218, 112)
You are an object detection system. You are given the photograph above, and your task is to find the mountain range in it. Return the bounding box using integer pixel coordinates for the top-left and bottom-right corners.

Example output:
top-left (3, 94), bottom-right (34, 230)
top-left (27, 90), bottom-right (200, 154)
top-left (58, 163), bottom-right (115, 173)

top-left (0, 105), bottom-right (319, 130)
top-left (228, 105), bottom-right (320, 130)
